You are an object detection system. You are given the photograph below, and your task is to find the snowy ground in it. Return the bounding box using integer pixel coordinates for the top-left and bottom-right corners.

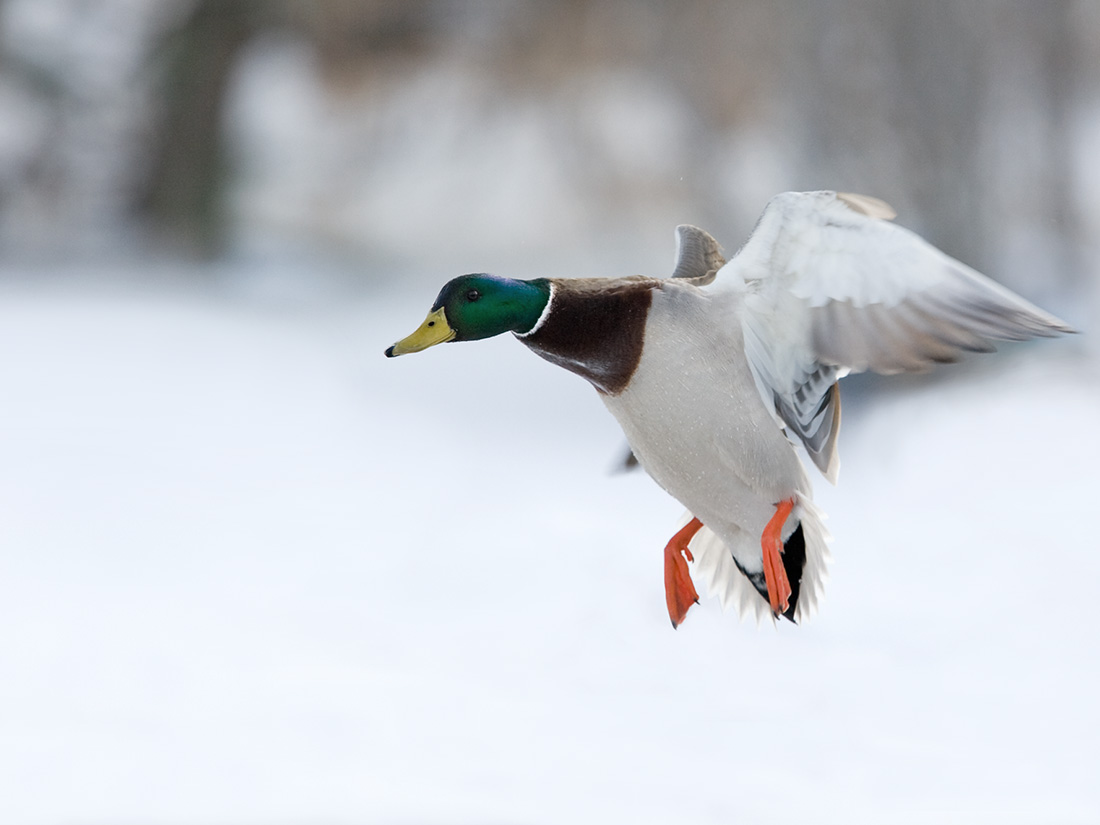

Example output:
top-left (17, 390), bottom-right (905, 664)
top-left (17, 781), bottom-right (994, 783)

top-left (0, 267), bottom-right (1096, 824)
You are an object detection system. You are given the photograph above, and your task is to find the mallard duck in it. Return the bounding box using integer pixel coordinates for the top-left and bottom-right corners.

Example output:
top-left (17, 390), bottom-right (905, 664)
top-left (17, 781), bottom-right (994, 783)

top-left (385, 191), bottom-right (1072, 627)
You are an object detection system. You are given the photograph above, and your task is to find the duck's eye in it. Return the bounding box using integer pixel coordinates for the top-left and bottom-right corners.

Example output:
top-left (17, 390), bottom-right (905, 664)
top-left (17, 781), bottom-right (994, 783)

top-left (466, 289), bottom-right (480, 302)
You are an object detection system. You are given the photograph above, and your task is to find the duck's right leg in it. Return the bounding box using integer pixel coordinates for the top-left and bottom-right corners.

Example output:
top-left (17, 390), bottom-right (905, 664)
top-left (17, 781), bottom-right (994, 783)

top-left (761, 499), bottom-right (794, 616)
top-left (664, 517), bottom-right (702, 628)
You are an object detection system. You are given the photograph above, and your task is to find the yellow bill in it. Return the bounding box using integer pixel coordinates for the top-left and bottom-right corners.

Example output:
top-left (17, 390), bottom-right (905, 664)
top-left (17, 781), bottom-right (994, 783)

top-left (385, 307), bottom-right (456, 357)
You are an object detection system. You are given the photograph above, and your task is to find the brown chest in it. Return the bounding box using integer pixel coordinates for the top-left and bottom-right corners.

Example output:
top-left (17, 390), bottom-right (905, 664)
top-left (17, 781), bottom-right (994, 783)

top-left (516, 278), bottom-right (657, 395)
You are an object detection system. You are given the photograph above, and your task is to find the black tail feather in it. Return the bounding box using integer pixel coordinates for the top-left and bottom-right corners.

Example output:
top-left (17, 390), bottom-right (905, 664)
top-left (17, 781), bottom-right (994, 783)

top-left (780, 522), bottom-right (807, 623)
top-left (729, 521), bottom-right (807, 623)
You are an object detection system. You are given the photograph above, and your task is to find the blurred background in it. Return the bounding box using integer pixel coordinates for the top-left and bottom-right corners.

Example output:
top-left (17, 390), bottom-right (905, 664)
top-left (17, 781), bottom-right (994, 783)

top-left (2, 0), bottom-right (1099, 298)
top-left (0, 1), bottom-right (1097, 823)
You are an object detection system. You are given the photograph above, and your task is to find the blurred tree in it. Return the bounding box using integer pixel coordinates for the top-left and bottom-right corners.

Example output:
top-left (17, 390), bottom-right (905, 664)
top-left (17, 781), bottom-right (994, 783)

top-left (287, 0), bottom-right (439, 80)
top-left (134, 0), bottom-right (442, 254)
top-left (135, 0), bottom-right (264, 254)
top-left (1, 0), bottom-right (1087, 302)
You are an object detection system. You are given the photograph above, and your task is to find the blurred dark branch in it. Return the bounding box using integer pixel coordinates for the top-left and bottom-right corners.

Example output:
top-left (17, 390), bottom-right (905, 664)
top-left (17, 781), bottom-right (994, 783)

top-left (1037, 2), bottom-right (1083, 297)
top-left (133, 0), bottom-right (444, 255)
top-left (134, 0), bottom-right (264, 255)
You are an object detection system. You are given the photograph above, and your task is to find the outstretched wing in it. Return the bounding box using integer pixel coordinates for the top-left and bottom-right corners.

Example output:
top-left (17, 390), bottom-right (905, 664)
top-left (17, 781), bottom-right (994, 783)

top-left (718, 190), bottom-right (1073, 482)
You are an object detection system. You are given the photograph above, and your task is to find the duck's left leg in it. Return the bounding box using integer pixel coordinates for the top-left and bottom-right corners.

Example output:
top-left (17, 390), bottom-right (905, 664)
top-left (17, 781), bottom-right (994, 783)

top-left (761, 498), bottom-right (795, 615)
top-left (664, 517), bottom-right (702, 628)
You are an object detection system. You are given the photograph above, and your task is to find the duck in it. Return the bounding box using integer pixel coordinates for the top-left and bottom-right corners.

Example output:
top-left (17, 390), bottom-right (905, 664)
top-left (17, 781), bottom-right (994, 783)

top-left (385, 190), bottom-right (1073, 627)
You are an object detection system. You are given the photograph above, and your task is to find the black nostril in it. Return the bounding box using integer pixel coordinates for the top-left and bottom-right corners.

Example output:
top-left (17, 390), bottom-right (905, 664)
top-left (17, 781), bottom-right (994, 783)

top-left (428, 321), bottom-right (435, 327)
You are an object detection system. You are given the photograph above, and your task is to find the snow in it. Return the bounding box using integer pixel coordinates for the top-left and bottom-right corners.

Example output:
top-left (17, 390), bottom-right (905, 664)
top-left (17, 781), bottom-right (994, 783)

top-left (0, 268), bottom-right (1095, 824)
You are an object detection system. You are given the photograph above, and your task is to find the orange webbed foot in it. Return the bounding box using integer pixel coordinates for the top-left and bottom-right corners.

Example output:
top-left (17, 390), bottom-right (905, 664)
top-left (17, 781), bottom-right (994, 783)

top-left (664, 517), bottom-right (703, 628)
top-left (761, 498), bottom-right (795, 616)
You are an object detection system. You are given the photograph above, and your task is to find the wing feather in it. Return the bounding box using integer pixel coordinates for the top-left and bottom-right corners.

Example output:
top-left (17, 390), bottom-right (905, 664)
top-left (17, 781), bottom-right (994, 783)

top-left (718, 190), bottom-right (1072, 482)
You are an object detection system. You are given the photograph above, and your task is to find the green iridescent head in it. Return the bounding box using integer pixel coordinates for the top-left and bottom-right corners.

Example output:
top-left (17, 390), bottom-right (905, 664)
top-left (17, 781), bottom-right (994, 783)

top-left (385, 275), bottom-right (551, 357)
